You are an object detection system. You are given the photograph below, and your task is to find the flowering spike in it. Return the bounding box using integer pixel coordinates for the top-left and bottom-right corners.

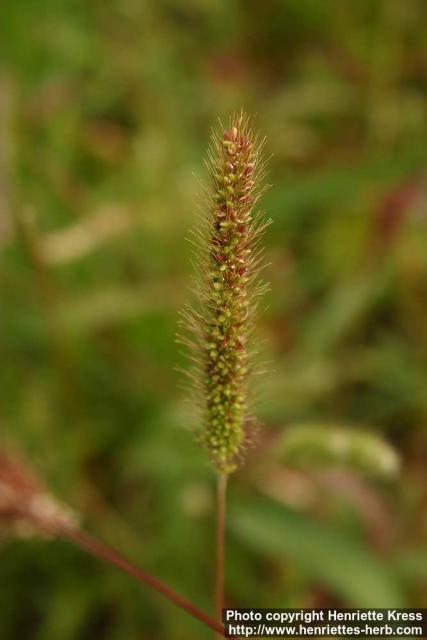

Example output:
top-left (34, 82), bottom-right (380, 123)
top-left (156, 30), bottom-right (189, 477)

top-left (179, 111), bottom-right (271, 473)
top-left (0, 449), bottom-right (77, 538)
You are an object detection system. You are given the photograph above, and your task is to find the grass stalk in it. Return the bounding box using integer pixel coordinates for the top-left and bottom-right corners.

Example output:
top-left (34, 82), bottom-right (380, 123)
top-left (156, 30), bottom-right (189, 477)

top-left (65, 527), bottom-right (230, 638)
top-left (215, 473), bottom-right (228, 637)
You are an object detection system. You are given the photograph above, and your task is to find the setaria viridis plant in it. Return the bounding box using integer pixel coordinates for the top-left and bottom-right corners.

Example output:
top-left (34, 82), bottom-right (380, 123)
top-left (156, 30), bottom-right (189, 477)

top-left (179, 111), bottom-right (271, 474)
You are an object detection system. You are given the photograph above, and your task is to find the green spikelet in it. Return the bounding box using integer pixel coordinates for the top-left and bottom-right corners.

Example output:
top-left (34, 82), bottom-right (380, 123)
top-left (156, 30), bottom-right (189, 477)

top-left (179, 111), bottom-right (271, 474)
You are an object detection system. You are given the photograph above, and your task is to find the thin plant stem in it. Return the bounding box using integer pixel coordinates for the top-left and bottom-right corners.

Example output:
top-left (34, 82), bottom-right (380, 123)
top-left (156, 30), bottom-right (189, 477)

top-left (65, 527), bottom-right (232, 638)
top-left (215, 473), bottom-right (228, 637)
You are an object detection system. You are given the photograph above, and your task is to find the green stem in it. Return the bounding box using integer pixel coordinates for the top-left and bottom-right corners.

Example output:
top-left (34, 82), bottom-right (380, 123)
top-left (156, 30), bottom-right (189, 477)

top-left (215, 473), bottom-right (228, 638)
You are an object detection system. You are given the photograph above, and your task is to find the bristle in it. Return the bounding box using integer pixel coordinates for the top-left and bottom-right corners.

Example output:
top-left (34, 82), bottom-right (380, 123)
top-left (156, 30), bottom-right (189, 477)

top-left (179, 111), bottom-right (271, 473)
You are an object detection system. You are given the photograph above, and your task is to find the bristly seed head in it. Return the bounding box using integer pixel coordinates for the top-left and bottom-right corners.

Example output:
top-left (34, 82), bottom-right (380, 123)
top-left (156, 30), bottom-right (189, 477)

top-left (179, 111), bottom-right (271, 474)
top-left (0, 448), bottom-right (77, 538)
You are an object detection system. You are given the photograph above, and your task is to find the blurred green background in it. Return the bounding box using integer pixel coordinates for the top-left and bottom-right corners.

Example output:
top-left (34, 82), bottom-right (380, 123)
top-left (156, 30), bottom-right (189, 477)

top-left (1, 0), bottom-right (427, 638)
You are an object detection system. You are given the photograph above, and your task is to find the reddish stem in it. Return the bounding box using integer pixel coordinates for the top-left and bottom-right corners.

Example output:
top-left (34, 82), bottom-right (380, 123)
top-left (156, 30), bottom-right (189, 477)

top-left (65, 528), bottom-right (230, 638)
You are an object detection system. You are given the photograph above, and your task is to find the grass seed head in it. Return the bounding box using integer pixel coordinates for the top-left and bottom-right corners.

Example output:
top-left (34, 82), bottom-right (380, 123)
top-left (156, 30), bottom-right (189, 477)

top-left (0, 449), bottom-right (77, 538)
top-left (179, 111), bottom-right (271, 474)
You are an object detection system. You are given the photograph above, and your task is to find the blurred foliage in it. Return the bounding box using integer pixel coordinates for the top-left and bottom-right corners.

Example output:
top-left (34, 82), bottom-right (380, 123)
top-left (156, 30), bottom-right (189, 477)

top-left (231, 496), bottom-right (404, 607)
top-left (1, 0), bottom-right (427, 638)
top-left (277, 423), bottom-right (400, 477)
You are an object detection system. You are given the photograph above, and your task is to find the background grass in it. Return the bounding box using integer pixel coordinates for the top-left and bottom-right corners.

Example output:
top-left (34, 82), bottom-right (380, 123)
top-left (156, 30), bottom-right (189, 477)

top-left (1, 1), bottom-right (427, 638)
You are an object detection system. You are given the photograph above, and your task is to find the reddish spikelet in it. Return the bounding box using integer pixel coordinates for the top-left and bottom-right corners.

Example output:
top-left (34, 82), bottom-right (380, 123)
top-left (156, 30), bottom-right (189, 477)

top-left (0, 449), bottom-right (77, 538)
top-left (179, 111), bottom-right (271, 473)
